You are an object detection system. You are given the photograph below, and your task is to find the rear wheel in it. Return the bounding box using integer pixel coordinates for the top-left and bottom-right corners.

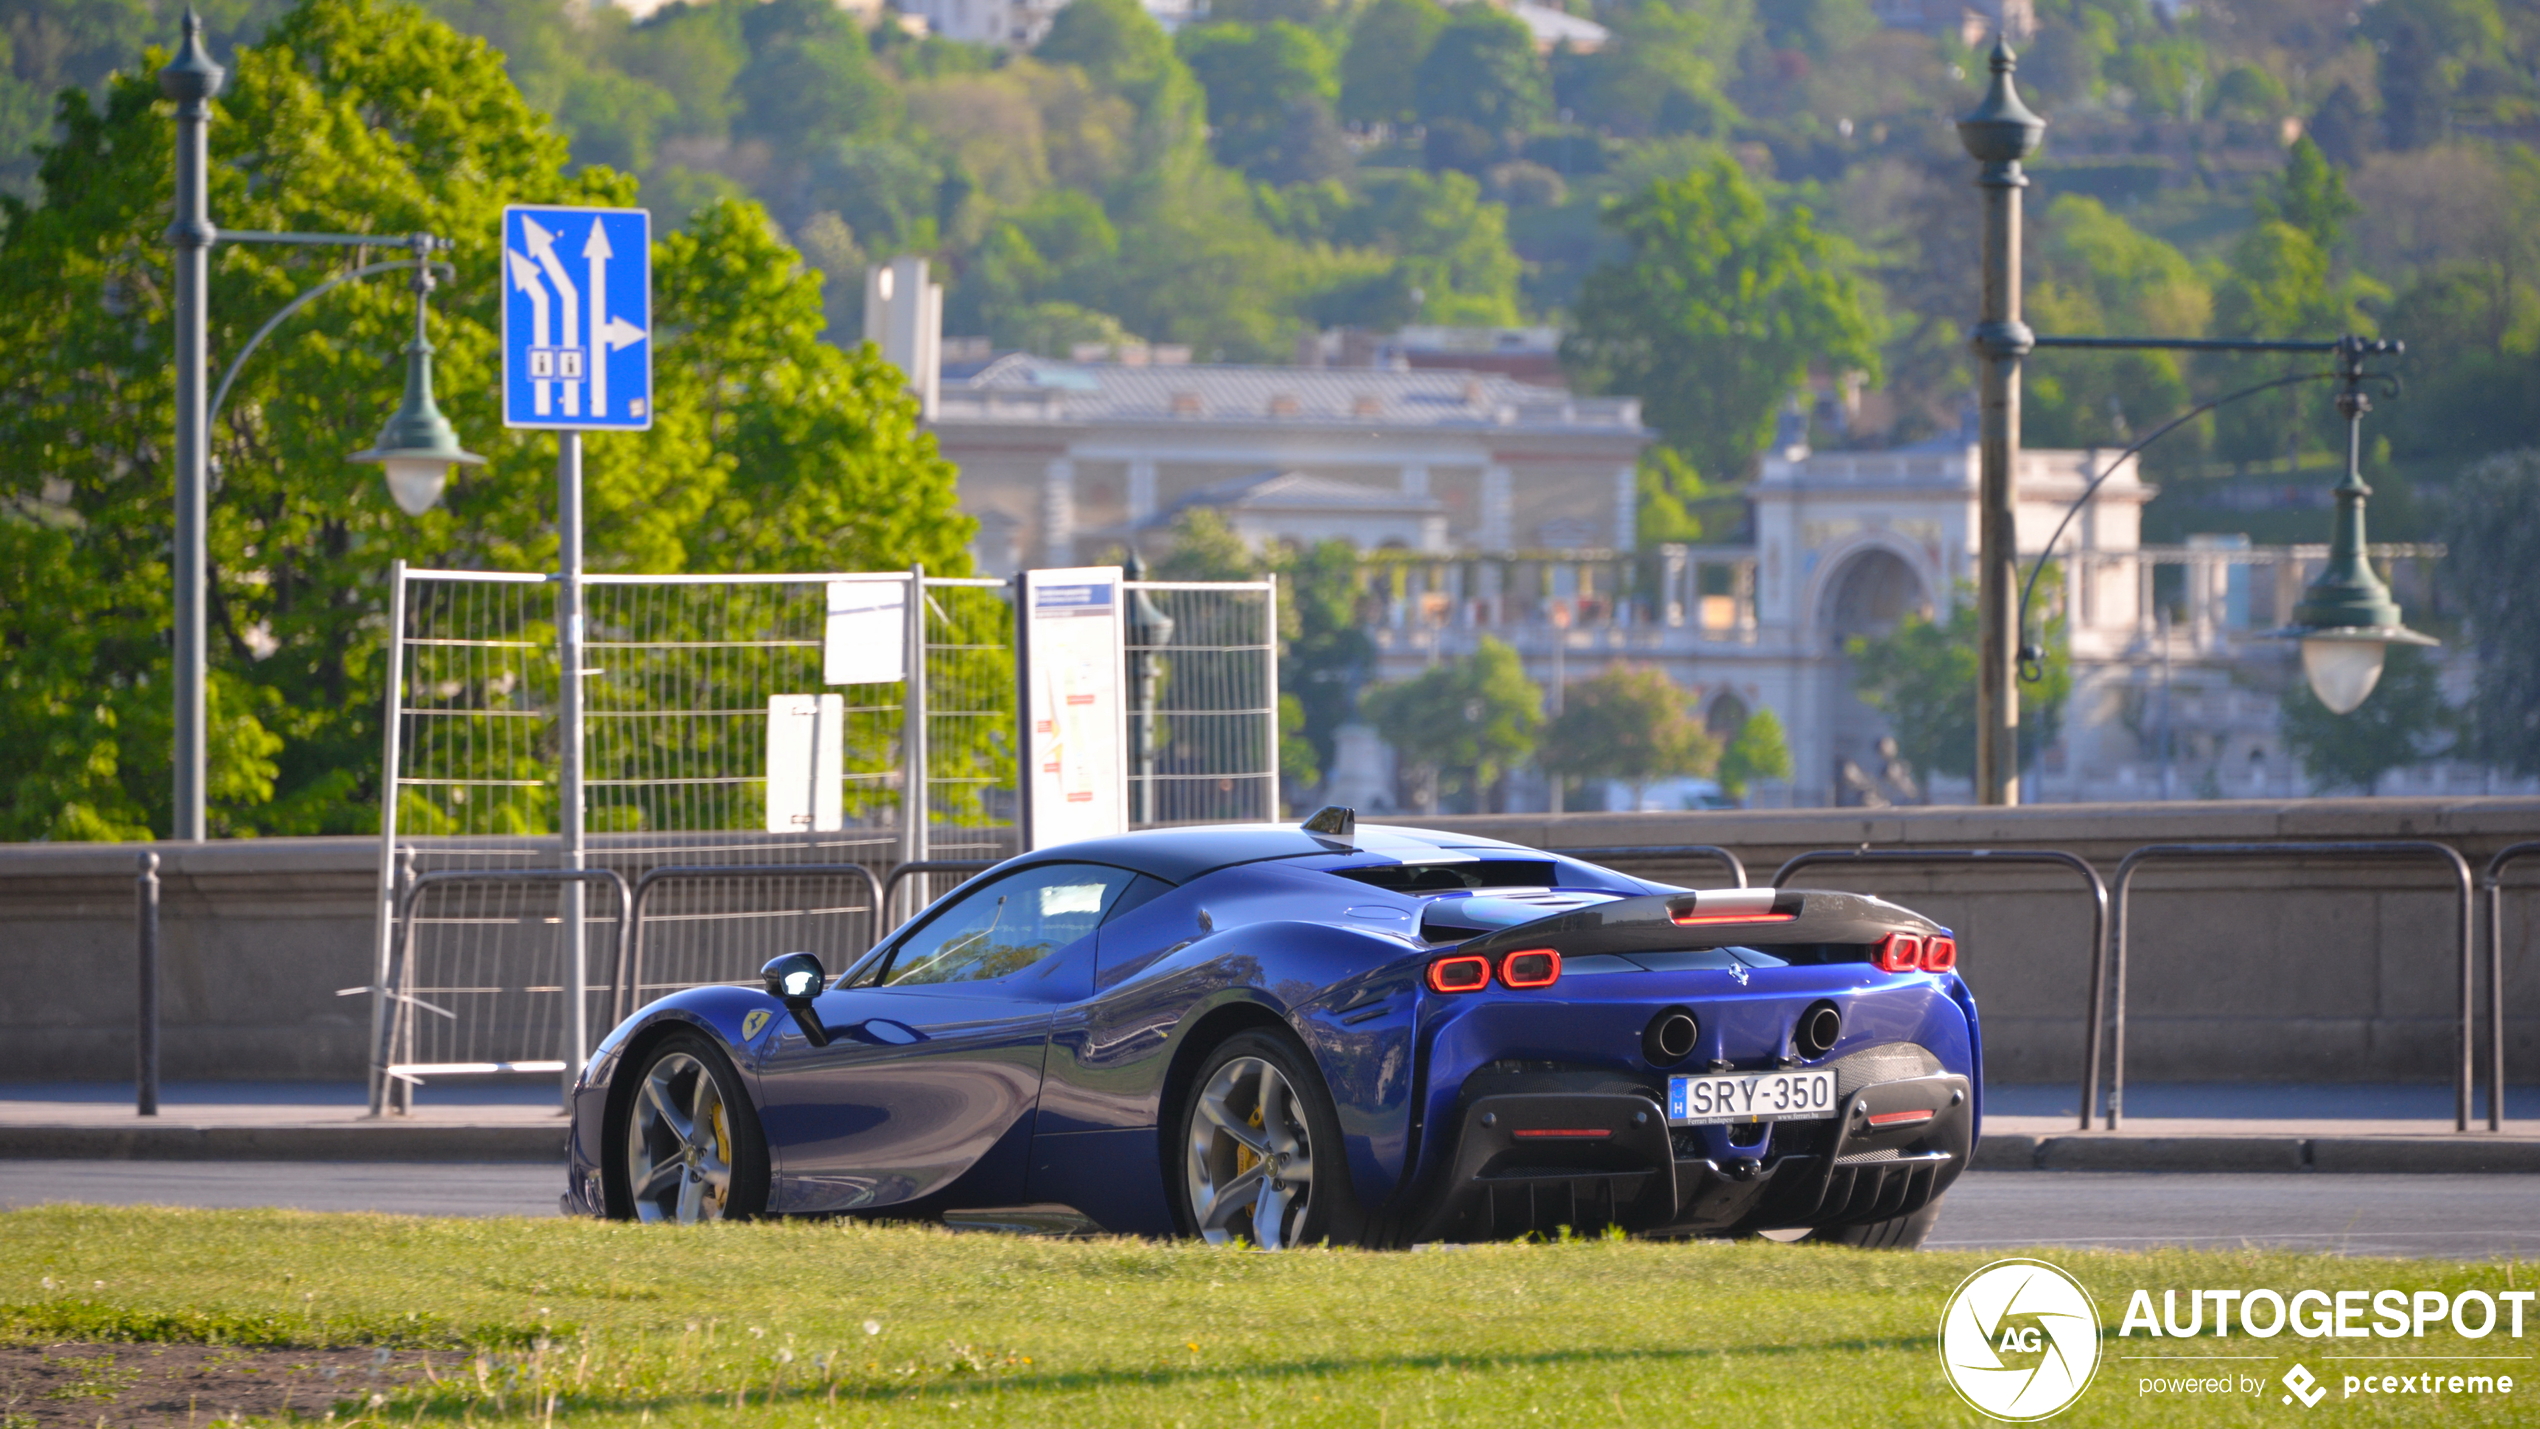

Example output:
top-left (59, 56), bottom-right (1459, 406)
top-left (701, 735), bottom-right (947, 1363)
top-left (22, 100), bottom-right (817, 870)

top-left (1759, 1196), bottom-right (1943, 1250)
top-left (1173, 1030), bottom-right (1354, 1249)
top-left (615, 1030), bottom-right (769, 1223)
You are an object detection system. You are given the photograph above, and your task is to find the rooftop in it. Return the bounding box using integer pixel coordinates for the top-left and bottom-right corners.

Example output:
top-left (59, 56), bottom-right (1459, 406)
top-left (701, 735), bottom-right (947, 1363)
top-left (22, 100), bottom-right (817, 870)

top-left (934, 354), bottom-right (1645, 435)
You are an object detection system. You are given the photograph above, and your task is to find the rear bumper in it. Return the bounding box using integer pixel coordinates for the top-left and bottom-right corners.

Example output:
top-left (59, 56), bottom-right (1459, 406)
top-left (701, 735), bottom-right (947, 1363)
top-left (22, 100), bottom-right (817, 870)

top-left (1400, 1067), bottom-right (1972, 1243)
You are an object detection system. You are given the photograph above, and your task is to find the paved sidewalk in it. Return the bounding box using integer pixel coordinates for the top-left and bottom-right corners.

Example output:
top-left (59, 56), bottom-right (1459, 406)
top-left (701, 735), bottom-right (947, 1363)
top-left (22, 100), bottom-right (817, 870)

top-left (4, 1081), bottom-right (2535, 1169)
top-left (0, 1081), bottom-right (568, 1161)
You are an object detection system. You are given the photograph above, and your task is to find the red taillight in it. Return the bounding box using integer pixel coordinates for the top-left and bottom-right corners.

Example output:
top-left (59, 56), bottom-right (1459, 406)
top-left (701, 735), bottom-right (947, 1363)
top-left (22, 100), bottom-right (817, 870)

top-left (1867, 1108), bottom-right (1934, 1127)
top-left (1874, 931), bottom-right (1924, 974)
top-left (1498, 948), bottom-right (1562, 989)
top-left (1921, 935), bottom-right (1957, 973)
top-left (1426, 954), bottom-right (1492, 993)
top-left (1669, 911), bottom-right (1798, 927)
top-left (1510, 1127), bottom-right (1610, 1139)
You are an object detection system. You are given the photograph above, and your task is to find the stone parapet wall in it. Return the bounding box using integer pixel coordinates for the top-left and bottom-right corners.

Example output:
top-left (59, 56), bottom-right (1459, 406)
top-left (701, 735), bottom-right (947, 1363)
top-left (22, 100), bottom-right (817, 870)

top-left (2, 798), bottom-right (2535, 1083)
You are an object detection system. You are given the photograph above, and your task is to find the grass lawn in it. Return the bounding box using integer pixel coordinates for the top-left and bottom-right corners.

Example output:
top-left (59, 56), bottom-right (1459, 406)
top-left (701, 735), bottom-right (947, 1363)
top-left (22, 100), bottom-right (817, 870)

top-left (1, 1205), bottom-right (2531, 1426)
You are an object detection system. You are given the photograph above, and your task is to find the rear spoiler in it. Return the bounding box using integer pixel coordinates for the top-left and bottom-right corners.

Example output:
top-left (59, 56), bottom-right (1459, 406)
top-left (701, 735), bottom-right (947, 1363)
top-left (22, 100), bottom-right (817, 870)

top-left (1455, 887), bottom-right (1943, 961)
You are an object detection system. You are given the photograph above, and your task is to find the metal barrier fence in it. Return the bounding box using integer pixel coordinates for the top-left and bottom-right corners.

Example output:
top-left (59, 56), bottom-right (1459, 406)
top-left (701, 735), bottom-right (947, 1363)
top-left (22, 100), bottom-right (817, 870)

top-left (1767, 849), bottom-right (2109, 1133)
top-left (369, 565), bottom-right (1274, 1109)
top-left (2483, 842), bottom-right (2538, 1131)
top-left (2105, 842), bottom-right (2480, 1133)
top-left (621, 863), bottom-right (886, 1023)
top-left (1125, 580), bottom-right (1279, 826)
top-left (376, 865), bottom-right (630, 1113)
top-left (1561, 837), bottom-right (2504, 1135)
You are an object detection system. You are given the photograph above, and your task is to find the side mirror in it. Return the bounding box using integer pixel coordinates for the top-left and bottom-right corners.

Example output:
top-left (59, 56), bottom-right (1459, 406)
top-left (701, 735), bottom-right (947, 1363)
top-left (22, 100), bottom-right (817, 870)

top-left (759, 952), bottom-right (830, 1047)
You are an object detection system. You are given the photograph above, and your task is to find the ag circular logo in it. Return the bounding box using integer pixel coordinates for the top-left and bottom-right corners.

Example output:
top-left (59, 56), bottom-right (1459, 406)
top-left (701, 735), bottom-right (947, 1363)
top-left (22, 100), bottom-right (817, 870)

top-left (1938, 1258), bottom-right (2102, 1421)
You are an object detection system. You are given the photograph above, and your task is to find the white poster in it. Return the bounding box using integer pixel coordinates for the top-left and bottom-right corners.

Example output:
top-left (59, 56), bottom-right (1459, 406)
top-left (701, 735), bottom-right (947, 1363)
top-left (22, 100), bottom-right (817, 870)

top-left (1022, 567), bottom-right (1127, 850)
top-left (765, 694), bottom-right (844, 833)
top-left (823, 578), bottom-right (906, 686)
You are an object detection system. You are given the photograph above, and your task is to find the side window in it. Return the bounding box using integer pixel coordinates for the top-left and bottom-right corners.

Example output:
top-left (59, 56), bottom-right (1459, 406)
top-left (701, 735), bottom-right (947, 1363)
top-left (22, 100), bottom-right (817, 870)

top-left (880, 863), bottom-right (1141, 987)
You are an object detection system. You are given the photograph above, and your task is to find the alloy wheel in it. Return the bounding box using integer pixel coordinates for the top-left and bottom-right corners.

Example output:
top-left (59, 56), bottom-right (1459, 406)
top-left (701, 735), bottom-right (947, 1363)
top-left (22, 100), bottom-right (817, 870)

top-left (1185, 1054), bottom-right (1316, 1249)
top-left (626, 1050), bottom-right (735, 1223)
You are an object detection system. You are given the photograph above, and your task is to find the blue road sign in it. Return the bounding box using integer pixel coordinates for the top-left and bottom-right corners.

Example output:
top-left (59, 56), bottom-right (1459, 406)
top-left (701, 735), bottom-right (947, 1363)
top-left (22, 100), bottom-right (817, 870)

top-left (501, 206), bottom-right (651, 430)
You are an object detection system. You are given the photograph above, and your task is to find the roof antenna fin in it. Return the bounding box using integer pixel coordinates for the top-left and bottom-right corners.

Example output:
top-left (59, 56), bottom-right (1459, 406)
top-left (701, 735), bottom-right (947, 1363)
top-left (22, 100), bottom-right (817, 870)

top-left (1301, 805), bottom-right (1355, 837)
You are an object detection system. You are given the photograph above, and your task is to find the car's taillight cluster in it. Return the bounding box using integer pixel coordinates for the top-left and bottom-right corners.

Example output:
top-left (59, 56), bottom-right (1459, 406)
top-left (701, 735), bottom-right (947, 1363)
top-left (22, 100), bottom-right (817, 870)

top-left (1426, 948), bottom-right (1563, 993)
top-left (1874, 931), bottom-right (1958, 974)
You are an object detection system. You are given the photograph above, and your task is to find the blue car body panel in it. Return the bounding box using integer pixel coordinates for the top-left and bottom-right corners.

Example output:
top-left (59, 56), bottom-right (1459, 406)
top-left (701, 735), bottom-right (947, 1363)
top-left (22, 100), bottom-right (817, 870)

top-left (564, 822), bottom-right (1982, 1238)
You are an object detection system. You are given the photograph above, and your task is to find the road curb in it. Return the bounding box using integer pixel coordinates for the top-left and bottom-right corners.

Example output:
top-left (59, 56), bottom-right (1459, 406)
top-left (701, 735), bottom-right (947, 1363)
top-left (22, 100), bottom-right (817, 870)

top-left (1975, 1133), bottom-right (2540, 1173)
top-left (0, 1124), bottom-right (565, 1162)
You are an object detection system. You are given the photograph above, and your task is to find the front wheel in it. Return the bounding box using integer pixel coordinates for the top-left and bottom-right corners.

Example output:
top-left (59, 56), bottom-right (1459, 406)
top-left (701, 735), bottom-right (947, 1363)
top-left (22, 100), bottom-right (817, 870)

top-left (1758, 1196), bottom-right (1943, 1250)
top-left (1172, 1030), bottom-right (1355, 1249)
top-left (613, 1030), bottom-right (770, 1223)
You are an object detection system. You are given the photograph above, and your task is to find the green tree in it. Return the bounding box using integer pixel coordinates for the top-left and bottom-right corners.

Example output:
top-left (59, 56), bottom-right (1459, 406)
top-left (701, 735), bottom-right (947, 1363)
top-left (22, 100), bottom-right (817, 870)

top-left (2362, 0), bottom-right (2507, 149)
top-left (1338, 0), bottom-right (1446, 127)
top-left (1177, 21), bottom-right (1338, 179)
top-left (1564, 157), bottom-right (1879, 485)
top-left (1150, 511), bottom-right (1371, 794)
top-left (1412, 5), bottom-right (1545, 135)
top-left (1361, 637), bottom-right (1541, 813)
top-left (731, 0), bottom-right (898, 156)
top-left (2279, 643), bottom-right (2454, 793)
top-left (2025, 195), bottom-right (2206, 450)
top-left (2209, 220), bottom-right (2365, 464)
top-left (1539, 664), bottom-right (1719, 806)
top-left (1559, 0), bottom-right (1742, 139)
top-left (2440, 449), bottom-right (2540, 775)
top-left (1716, 707), bottom-right (1793, 803)
top-left (1846, 589), bottom-right (2071, 782)
top-left (2261, 137), bottom-right (2358, 254)
top-left (0, 0), bottom-right (967, 841)
top-left (1036, 0), bottom-right (1209, 181)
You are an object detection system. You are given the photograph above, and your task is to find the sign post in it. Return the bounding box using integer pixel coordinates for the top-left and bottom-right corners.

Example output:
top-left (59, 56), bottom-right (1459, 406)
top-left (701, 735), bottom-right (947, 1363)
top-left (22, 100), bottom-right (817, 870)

top-left (1018, 567), bottom-right (1129, 851)
top-left (502, 205), bottom-right (651, 1097)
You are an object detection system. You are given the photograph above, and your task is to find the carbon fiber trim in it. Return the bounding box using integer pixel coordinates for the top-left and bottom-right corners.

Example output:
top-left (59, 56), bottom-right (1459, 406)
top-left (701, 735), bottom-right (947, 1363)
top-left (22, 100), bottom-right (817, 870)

top-left (1828, 1041), bottom-right (1944, 1099)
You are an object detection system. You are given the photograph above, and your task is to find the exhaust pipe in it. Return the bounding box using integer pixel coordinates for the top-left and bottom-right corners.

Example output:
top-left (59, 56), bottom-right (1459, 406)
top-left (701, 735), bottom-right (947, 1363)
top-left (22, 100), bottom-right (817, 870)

top-left (1794, 999), bottom-right (1842, 1059)
top-left (1642, 1006), bottom-right (1699, 1066)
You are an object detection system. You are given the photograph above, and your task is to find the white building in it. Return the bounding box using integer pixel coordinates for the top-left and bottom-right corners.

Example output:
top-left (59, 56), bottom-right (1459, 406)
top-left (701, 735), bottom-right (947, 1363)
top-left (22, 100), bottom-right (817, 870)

top-left (1348, 435), bottom-right (2462, 808)
top-left (927, 352), bottom-right (1652, 573)
top-left (896, 0), bottom-right (1198, 46)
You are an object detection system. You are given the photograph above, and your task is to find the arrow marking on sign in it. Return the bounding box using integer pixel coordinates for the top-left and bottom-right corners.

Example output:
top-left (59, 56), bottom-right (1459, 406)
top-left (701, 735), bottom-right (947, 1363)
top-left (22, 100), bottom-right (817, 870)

top-left (598, 315), bottom-right (647, 351)
top-left (505, 248), bottom-right (553, 416)
top-left (523, 216), bottom-right (581, 416)
top-left (583, 220), bottom-right (611, 420)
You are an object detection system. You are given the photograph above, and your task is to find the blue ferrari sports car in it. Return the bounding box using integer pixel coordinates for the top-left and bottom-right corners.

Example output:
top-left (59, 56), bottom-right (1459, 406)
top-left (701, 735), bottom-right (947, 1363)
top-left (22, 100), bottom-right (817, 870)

top-left (563, 810), bottom-right (1979, 1249)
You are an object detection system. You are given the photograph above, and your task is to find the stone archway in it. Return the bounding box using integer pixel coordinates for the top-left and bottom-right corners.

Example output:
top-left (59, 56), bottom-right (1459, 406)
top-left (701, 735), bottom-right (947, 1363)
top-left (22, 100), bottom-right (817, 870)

top-left (1820, 547), bottom-right (1934, 803)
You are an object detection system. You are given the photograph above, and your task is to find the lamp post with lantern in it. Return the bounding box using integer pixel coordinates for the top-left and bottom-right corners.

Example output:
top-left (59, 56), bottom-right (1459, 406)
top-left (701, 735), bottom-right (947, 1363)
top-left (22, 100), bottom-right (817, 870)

top-left (159, 9), bottom-right (482, 840)
top-left (1963, 39), bottom-right (2434, 796)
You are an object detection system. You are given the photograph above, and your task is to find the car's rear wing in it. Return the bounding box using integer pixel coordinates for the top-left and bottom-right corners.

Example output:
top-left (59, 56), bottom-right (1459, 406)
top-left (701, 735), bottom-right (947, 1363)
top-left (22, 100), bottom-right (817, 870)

top-left (1453, 887), bottom-right (1945, 963)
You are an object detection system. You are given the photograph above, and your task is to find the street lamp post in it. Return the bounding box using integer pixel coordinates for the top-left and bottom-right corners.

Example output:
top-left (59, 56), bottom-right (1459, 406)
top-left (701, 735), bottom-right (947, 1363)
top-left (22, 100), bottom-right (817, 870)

top-left (1957, 36), bottom-right (2046, 807)
top-left (158, 9), bottom-right (481, 840)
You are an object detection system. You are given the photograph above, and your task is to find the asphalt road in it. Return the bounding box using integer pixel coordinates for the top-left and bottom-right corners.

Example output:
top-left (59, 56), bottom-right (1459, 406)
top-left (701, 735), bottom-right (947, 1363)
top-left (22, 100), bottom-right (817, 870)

top-left (3, 1163), bottom-right (2536, 1257)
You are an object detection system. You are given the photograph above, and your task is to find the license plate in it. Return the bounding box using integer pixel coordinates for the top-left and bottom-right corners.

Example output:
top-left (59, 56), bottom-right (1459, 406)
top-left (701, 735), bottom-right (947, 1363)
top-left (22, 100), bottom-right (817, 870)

top-left (1668, 1069), bottom-right (1838, 1125)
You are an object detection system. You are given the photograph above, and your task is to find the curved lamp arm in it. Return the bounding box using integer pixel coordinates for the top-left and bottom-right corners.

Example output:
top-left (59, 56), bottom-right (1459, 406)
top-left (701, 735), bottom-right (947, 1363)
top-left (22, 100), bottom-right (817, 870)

top-left (207, 257), bottom-right (456, 440)
top-left (2013, 368), bottom-right (2333, 683)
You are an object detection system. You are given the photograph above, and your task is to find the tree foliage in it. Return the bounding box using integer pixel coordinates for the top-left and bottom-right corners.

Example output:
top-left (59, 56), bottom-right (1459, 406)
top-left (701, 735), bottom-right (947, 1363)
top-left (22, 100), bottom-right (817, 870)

top-left (0, 0), bottom-right (966, 840)
top-left (1717, 707), bottom-right (1793, 802)
top-left (2439, 449), bottom-right (2540, 775)
top-left (1361, 638), bottom-right (1541, 811)
top-left (2279, 643), bottom-right (2455, 793)
top-left (1539, 664), bottom-right (1719, 801)
top-left (1147, 511), bottom-right (1373, 797)
top-left (1564, 156), bottom-right (1878, 484)
top-left (1846, 589), bottom-right (2071, 782)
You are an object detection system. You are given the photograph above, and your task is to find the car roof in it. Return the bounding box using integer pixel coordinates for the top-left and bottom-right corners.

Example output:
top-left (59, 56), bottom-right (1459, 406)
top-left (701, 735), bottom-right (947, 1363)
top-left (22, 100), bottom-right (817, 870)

top-left (1018, 822), bottom-right (1536, 884)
